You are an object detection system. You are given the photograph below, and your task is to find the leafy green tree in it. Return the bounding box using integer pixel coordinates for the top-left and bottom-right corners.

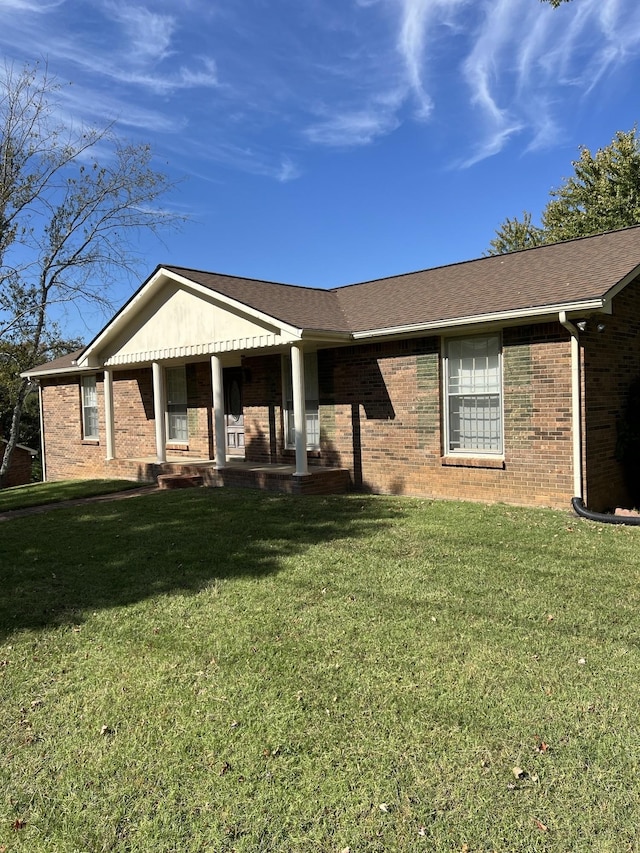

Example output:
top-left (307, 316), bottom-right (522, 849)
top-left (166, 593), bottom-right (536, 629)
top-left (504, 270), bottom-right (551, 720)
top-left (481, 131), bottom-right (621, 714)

top-left (0, 63), bottom-right (182, 486)
top-left (486, 212), bottom-right (545, 256)
top-left (487, 128), bottom-right (640, 255)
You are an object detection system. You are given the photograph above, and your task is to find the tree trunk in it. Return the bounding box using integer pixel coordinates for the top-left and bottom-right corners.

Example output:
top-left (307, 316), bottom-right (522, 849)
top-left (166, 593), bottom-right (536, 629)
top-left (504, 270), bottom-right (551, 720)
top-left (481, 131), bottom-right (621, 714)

top-left (0, 377), bottom-right (28, 488)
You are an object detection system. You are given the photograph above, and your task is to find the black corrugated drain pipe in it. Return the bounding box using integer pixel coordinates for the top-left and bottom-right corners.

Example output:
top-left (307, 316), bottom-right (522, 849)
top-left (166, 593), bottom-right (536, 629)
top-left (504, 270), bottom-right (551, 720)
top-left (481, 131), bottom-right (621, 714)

top-left (572, 496), bottom-right (640, 526)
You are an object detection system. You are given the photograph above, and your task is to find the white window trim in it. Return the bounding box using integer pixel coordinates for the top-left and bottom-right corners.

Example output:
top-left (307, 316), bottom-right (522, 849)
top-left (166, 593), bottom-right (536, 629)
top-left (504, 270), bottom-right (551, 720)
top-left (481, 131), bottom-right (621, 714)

top-left (81, 375), bottom-right (99, 440)
top-left (165, 365), bottom-right (189, 444)
top-left (282, 352), bottom-right (320, 451)
top-left (442, 333), bottom-right (504, 457)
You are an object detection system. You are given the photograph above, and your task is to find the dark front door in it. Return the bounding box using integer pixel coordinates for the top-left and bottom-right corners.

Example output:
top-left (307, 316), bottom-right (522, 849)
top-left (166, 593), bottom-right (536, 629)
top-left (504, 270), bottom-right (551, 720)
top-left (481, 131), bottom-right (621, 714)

top-left (224, 369), bottom-right (245, 457)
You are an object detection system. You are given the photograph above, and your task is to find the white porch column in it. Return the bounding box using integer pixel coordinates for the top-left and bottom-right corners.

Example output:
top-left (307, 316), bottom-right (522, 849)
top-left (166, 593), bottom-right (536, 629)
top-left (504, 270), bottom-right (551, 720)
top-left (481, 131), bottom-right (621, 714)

top-left (290, 342), bottom-right (308, 477)
top-left (152, 361), bottom-right (167, 463)
top-left (211, 355), bottom-right (226, 468)
top-left (103, 368), bottom-right (115, 461)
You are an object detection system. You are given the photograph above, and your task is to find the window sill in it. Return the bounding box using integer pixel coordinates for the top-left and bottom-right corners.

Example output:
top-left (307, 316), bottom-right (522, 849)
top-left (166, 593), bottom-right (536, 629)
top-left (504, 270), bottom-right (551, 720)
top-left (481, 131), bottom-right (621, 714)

top-left (441, 455), bottom-right (505, 470)
top-left (166, 443), bottom-right (189, 451)
top-left (82, 439), bottom-right (100, 446)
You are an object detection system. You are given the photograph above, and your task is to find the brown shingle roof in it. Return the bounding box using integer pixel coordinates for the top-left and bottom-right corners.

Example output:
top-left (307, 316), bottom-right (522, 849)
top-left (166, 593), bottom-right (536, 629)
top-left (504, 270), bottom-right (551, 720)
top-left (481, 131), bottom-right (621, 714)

top-left (24, 226), bottom-right (640, 377)
top-left (336, 225), bottom-right (640, 332)
top-left (171, 226), bottom-right (640, 334)
top-left (165, 267), bottom-right (351, 332)
top-left (24, 349), bottom-right (86, 376)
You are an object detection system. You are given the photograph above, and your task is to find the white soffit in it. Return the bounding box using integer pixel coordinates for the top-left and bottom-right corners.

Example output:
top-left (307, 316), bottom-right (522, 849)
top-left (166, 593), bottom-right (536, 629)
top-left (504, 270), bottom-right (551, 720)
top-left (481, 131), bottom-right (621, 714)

top-left (92, 277), bottom-right (300, 367)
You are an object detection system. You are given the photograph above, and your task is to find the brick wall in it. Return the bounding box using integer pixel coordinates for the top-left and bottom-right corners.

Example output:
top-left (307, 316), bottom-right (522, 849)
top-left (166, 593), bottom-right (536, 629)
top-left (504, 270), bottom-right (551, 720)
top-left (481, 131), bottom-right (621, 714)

top-left (42, 375), bottom-right (104, 480)
top-left (41, 363), bottom-right (216, 481)
top-left (306, 328), bottom-right (573, 508)
top-left (582, 276), bottom-right (640, 511)
top-left (39, 321), bottom-right (587, 509)
top-left (238, 327), bottom-right (575, 508)
top-left (243, 355), bottom-right (281, 463)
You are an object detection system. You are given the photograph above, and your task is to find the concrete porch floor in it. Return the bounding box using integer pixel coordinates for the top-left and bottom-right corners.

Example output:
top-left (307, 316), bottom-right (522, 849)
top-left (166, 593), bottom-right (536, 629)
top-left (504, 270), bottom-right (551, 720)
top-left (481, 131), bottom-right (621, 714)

top-left (107, 456), bottom-right (351, 496)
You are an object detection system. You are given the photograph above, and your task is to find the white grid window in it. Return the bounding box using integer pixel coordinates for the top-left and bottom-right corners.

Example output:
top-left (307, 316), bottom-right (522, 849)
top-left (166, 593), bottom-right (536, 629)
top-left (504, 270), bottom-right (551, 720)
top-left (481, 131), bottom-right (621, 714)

top-left (166, 366), bottom-right (188, 443)
top-left (445, 335), bottom-right (502, 454)
top-left (81, 375), bottom-right (99, 439)
top-left (283, 352), bottom-right (320, 450)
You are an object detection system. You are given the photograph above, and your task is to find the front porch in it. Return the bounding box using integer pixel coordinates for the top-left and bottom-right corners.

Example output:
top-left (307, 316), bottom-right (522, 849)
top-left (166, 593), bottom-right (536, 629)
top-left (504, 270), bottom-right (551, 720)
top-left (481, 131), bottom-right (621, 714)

top-left (106, 456), bottom-right (351, 496)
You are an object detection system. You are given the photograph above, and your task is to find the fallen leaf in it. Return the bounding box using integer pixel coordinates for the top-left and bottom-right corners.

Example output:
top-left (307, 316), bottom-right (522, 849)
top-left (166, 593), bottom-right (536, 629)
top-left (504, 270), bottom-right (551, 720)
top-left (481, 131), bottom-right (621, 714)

top-left (378, 803), bottom-right (388, 813)
top-left (12, 818), bottom-right (26, 831)
top-left (219, 761), bottom-right (231, 776)
top-left (533, 818), bottom-right (549, 832)
top-left (100, 725), bottom-right (114, 736)
top-left (512, 766), bottom-right (525, 779)
top-left (578, 657), bottom-right (586, 665)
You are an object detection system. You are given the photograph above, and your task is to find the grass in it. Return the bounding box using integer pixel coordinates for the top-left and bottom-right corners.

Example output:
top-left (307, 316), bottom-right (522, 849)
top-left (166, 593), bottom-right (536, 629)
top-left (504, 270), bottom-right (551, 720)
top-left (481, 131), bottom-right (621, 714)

top-left (0, 478), bottom-right (144, 512)
top-left (1, 487), bottom-right (639, 851)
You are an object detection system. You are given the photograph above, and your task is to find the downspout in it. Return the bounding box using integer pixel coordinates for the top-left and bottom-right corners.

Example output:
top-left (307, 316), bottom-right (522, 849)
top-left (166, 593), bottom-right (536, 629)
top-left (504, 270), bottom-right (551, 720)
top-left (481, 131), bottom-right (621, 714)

top-left (559, 311), bottom-right (582, 502)
top-left (38, 382), bottom-right (47, 483)
top-left (563, 302), bottom-right (640, 526)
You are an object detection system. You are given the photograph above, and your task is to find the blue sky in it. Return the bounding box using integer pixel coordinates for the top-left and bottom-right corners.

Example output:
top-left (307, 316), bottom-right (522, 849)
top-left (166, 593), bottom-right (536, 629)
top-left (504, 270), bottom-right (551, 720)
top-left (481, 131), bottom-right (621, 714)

top-left (2, 0), bottom-right (640, 337)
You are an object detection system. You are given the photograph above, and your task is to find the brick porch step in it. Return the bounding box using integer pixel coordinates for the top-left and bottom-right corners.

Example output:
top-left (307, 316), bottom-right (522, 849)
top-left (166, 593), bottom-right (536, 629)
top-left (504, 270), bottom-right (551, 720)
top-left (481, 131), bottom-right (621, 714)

top-left (157, 473), bottom-right (204, 490)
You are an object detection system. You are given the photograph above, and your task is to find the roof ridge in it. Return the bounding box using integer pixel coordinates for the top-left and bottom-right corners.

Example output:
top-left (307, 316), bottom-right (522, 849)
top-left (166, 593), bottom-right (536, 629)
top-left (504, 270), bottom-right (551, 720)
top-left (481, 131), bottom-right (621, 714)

top-left (335, 224), bottom-right (640, 292)
top-left (165, 264), bottom-right (323, 293)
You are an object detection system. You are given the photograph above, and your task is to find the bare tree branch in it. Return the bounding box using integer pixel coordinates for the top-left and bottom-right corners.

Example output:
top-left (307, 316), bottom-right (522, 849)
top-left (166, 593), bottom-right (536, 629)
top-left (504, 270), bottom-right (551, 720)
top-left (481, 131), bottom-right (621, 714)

top-left (0, 60), bottom-right (185, 485)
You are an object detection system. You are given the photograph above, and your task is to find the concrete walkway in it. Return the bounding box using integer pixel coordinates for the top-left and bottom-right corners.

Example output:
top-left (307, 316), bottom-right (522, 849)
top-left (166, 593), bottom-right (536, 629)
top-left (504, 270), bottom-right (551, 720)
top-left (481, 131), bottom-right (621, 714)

top-left (0, 485), bottom-right (159, 522)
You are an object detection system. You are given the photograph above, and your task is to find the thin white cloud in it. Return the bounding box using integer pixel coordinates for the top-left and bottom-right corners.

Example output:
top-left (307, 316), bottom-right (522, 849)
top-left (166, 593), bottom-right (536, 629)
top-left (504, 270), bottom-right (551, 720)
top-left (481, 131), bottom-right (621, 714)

top-left (174, 135), bottom-right (303, 184)
top-left (0, 0), bottom-right (218, 97)
top-left (457, 0), bottom-right (640, 165)
top-left (276, 157), bottom-right (302, 183)
top-left (395, 0), bottom-right (469, 120)
top-left (305, 106), bottom-right (401, 147)
top-left (58, 83), bottom-right (187, 134)
top-left (397, 0), bottom-right (434, 119)
top-left (102, 2), bottom-right (176, 65)
top-left (3, 0), bottom-right (640, 180)
top-left (461, 0), bottom-right (528, 161)
top-left (0, 0), bottom-right (63, 9)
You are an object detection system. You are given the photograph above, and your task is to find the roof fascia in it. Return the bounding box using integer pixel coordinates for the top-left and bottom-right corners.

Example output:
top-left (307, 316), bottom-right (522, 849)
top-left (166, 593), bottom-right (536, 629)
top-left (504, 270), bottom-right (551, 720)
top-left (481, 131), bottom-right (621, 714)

top-left (21, 364), bottom-right (97, 379)
top-left (351, 299), bottom-right (607, 340)
top-left (600, 264), bottom-right (640, 309)
top-left (300, 329), bottom-right (352, 343)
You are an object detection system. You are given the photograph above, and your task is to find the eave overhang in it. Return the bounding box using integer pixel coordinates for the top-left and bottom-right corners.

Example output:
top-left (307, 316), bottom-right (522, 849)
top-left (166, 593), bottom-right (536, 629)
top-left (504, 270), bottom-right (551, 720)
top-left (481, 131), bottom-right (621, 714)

top-left (350, 298), bottom-right (609, 341)
top-left (21, 363), bottom-right (94, 379)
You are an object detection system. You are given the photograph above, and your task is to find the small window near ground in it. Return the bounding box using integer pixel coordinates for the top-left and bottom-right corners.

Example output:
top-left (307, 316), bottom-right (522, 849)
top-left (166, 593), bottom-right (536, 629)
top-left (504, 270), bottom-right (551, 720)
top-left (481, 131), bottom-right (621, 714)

top-left (445, 334), bottom-right (502, 454)
top-left (283, 351), bottom-right (320, 450)
top-left (166, 366), bottom-right (188, 443)
top-left (81, 375), bottom-right (99, 439)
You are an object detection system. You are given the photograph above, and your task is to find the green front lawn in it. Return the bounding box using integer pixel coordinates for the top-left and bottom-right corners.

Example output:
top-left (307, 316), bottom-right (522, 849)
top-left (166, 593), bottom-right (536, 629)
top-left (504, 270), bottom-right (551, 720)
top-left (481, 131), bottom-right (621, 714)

top-left (0, 478), bottom-right (144, 512)
top-left (1, 489), bottom-right (639, 851)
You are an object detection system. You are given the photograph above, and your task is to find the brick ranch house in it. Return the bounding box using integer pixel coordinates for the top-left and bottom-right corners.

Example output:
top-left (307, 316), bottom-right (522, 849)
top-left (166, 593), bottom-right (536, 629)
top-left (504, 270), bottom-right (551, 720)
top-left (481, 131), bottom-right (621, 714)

top-left (24, 226), bottom-right (640, 511)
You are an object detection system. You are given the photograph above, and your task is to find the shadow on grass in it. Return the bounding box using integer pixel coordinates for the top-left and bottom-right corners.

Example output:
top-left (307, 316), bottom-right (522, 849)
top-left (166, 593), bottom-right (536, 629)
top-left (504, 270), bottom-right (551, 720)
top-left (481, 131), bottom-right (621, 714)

top-left (0, 488), bottom-right (399, 639)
